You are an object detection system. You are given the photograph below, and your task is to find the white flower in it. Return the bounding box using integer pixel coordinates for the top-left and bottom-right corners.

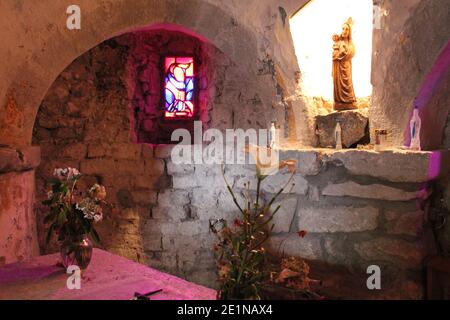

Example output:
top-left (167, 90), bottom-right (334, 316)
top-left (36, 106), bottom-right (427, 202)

top-left (47, 190), bottom-right (53, 199)
top-left (53, 168), bottom-right (67, 180)
top-left (93, 211), bottom-right (103, 222)
top-left (53, 167), bottom-right (80, 181)
top-left (89, 184), bottom-right (107, 200)
top-left (67, 167), bottom-right (80, 179)
top-left (76, 198), bottom-right (102, 222)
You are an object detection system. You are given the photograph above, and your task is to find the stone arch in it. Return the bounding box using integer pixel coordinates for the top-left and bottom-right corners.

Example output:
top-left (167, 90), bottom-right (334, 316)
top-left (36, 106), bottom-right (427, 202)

top-left (370, 0), bottom-right (450, 148)
top-left (0, 0), bottom-right (263, 265)
top-left (0, 0), bottom-right (258, 147)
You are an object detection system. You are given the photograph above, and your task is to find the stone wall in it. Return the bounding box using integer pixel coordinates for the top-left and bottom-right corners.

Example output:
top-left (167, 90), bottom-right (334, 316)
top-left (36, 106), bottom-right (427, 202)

top-left (32, 29), bottom-right (280, 285)
top-left (0, 146), bottom-right (40, 265)
top-left (141, 146), bottom-right (446, 298)
top-left (370, 0), bottom-right (450, 148)
top-left (3, 0), bottom-right (447, 300)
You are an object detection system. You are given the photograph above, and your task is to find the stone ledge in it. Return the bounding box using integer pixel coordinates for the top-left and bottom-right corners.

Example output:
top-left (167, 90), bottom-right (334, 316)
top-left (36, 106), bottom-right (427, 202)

top-left (322, 181), bottom-right (422, 201)
top-left (279, 147), bottom-right (450, 182)
top-left (297, 205), bottom-right (379, 233)
top-left (0, 146), bottom-right (41, 173)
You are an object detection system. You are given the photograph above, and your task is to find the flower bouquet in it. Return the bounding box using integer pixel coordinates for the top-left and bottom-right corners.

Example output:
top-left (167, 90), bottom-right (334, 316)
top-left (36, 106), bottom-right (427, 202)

top-left (42, 167), bottom-right (107, 269)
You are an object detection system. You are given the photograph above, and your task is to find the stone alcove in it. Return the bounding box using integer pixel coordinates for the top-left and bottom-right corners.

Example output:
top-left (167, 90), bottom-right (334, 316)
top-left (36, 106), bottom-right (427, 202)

top-left (31, 26), bottom-right (234, 285)
top-left (0, 0), bottom-right (284, 266)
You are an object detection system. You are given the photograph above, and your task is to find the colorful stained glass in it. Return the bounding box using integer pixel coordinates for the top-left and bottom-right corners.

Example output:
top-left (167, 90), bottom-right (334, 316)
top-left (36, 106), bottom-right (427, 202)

top-left (164, 57), bottom-right (195, 119)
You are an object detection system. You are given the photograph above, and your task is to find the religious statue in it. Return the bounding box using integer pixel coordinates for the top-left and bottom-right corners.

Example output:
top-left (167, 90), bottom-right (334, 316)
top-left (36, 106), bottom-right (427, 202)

top-left (332, 18), bottom-right (357, 111)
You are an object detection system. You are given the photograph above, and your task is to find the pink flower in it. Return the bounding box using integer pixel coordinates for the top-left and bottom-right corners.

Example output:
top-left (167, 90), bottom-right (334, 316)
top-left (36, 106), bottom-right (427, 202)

top-left (297, 230), bottom-right (307, 238)
top-left (233, 219), bottom-right (243, 227)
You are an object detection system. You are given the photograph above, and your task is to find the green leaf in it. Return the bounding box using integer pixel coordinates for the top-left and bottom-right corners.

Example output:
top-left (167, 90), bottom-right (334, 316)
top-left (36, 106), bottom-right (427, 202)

top-left (41, 199), bottom-right (53, 206)
top-left (57, 211), bottom-right (67, 224)
top-left (90, 227), bottom-right (101, 244)
top-left (52, 182), bottom-right (62, 193)
top-left (46, 223), bottom-right (56, 246)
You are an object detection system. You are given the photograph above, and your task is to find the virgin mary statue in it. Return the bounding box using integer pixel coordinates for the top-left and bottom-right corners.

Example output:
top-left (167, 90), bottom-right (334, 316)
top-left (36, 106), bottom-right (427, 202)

top-left (332, 18), bottom-right (357, 111)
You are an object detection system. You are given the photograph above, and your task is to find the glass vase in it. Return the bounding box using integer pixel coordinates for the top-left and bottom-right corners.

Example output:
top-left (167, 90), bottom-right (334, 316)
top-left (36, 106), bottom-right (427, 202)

top-left (60, 235), bottom-right (93, 269)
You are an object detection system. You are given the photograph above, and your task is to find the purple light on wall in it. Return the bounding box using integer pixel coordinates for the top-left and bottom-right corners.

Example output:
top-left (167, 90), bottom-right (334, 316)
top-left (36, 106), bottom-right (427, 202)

top-left (404, 41), bottom-right (450, 147)
top-left (427, 151), bottom-right (442, 180)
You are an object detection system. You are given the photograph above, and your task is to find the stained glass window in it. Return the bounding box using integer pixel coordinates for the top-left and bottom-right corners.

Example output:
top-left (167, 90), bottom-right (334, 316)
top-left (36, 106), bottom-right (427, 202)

top-left (164, 57), bottom-right (195, 119)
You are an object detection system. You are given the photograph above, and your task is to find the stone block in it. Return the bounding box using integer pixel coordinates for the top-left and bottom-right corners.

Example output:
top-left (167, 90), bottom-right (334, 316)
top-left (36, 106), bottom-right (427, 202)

top-left (262, 174), bottom-right (308, 195)
top-left (308, 186), bottom-right (320, 202)
top-left (0, 146), bottom-right (41, 173)
top-left (143, 158), bottom-right (165, 176)
top-left (316, 110), bottom-right (368, 148)
top-left (154, 145), bottom-right (176, 159)
top-left (216, 190), bottom-right (246, 213)
top-left (160, 220), bottom-right (211, 237)
top-left (279, 150), bottom-right (321, 176)
top-left (191, 188), bottom-right (220, 210)
top-left (234, 175), bottom-right (258, 190)
top-left (61, 143), bottom-right (86, 159)
top-left (133, 174), bottom-right (158, 190)
top-left (65, 101), bottom-right (81, 115)
top-left (152, 190), bottom-right (190, 221)
top-left (111, 143), bottom-right (142, 160)
top-left (0, 171), bottom-right (39, 264)
top-left (322, 181), bottom-right (419, 201)
top-left (87, 143), bottom-right (111, 158)
top-left (152, 204), bottom-right (187, 222)
top-left (167, 161), bottom-right (194, 175)
top-left (142, 144), bottom-right (154, 159)
top-left (271, 197), bottom-right (298, 233)
top-left (326, 149), bottom-right (449, 183)
top-left (172, 173), bottom-right (224, 190)
top-left (298, 206), bottom-right (379, 233)
top-left (267, 234), bottom-right (323, 260)
top-left (354, 238), bottom-right (427, 269)
top-left (80, 159), bottom-right (116, 175)
top-left (323, 236), bottom-right (352, 266)
top-left (116, 160), bottom-right (146, 175)
top-left (385, 210), bottom-right (424, 237)
top-left (132, 190), bottom-right (157, 206)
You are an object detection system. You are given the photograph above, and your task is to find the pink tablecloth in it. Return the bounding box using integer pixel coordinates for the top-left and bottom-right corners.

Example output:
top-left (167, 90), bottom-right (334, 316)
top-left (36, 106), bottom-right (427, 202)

top-left (0, 249), bottom-right (216, 300)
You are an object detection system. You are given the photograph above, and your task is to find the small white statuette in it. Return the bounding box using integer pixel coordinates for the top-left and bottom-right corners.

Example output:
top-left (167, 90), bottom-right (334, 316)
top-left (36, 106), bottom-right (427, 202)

top-left (409, 107), bottom-right (421, 151)
top-left (334, 121), bottom-right (342, 150)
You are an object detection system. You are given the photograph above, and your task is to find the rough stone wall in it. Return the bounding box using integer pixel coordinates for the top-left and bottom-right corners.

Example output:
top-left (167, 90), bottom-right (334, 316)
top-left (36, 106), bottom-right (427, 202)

top-left (440, 73), bottom-right (450, 149)
top-left (0, 146), bottom-right (40, 265)
top-left (3, 0), bottom-right (449, 299)
top-left (1, 0), bottom-right (300, 147)
top-left (32, 28), bottom-right (280, 285)
top-left (145, 147), bottom-right (441, 298)
top-left (370, 0), bottom-right (450, 148)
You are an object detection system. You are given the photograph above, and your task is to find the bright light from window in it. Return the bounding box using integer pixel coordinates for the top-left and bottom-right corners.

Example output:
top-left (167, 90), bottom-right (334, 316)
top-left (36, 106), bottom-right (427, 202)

top-left (290, 0), bottom-right (373, 101)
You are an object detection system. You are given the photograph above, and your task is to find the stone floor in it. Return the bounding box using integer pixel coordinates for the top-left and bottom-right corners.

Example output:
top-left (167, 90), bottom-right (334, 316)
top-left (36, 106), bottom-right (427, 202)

top-left (0, 249), bottom-right (215, 300)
